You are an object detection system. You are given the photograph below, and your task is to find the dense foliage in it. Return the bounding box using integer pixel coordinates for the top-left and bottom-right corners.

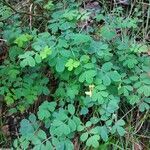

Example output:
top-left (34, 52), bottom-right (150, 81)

top-left (0, 0), bottom-right (150, 149)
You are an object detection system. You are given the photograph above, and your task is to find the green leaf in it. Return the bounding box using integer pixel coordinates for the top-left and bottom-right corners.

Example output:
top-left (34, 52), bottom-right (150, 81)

top-left (110, 71), bottom-right (121, 82)
top-left (95, 14), bottom-right (104, 21)
top-left (102, 62), bottom-right (113, 72)
top-left (55, 111), bottom-right (68, 121)
top-left (90, 117), bottom-right (100, 124)
top-left (68, 119), bottom-right (76, 131)
top-left (73, 61), bottom-right (80, 68)
top-left (51, 121), bottom-right (71, 136)
top-left (31, 136), bottom-right (40, 145)
top-left (80, 107), bottom-right (89, 115)
top-left (19, 51), bottom-right (35, 67)
top-left (100, 91), bottom-right (109, 97)
top-left (0, 5), bottom-right (12, 20)
top-left (48, 23), bottom-right (59, 33)
top-left (92, 86), bottom-right (108, 104)
top-left (59, 22), bottom-right (75, 30)
top-left (37, 102), bottom-right (52, 119)
top-left (92, 92), bottom-right (104, 104)
top-left (72, 33), bottom-right (91, 44)
top-left (37, 101), bottom-right (56, 120)
top-left (73, 116), bottom-right (81, 127)
top-left (48, 102), bottom-right (57, 112)
top-left (139, 102), bottom-right (149, 112)
top-left (79, 70), bottom-right (97, 83)
top-left (37, 109), bottom-right (50, 120)
top-left (144, 98), bottom-right (150, 104)
top-left (86, 135), bottom-right (100, 148)
top-left (42, 87), bottom-right (50, 95)
top-left (65, 59), bottom-right (80, 71)
top-left (100, 25), bottom-right (116, 40)
top-left (137, 85), bottom-right (150, 97)
top-left (80, 55), bottom-right (90, 63)
top-left (9, 46), bottom-right (23, 61)
top-left (63, 9), bottom-right (78, 20)
top-left (116, 119), bottom-right (125, 126)
top-left (64, 140), bottom-right (74, 150)
top-left (80, 132), bottom-right (88, 142)
top-left (52, 119), bottom-right (62, 126)
top-left (57, 39), bottom-right (68, 48)
top-left (19, 119), bottom-right (34, 136)
top-left (45, 141), bottom-right (53, 150)
top-left (20, 140), bottom-right (30, 149)
top-left (100, 126), bottom-right (108, 142)
top-left (83, 63), bottom-right (94, 69)
top-left (40, 46), bottom-right (52, 59)
top-left (128, 95), bottom-right (140, 105)
top-left (60, 49), bottom-right (71, 58)
top-left (56, 57), bottom-right (65, 72)
top-left (112, 119), bottom-right (126, 136)
top-left (68, 104), bottom-right (75, 115)
top-left (90, 41), bottom-right (108, 53)
top-left (63, 124), bottom-right (71, 135)
top-left (123, 58), bottom-right (138, 68)
top-left (13, 139), bottom-right (18, 148)
top-left (77, 125), bottom-right (84, 131)
top-left (5, 93), bottom-right (15, 105)
top-left (44, 1), bottom-right (54, 10)
top-left (29, 114), bottom-right (36, 123)
top-left (14, 34), bottom-right (32, 47)
top-left (117, 126), bottom-right (125, 136)
top-left (35, 54), bottom-right (42, 63)
top-left (20, 59), bottom-right (28, 67)
top-left (89, 127), bottom-right (99, 134)
top-left (66, 84), bottom-right (79, 99)
top-left (37, 130), bottom-right (47, 140)
top-left (102, 74), bottom-right (111, 86)
top-left (20, 56), bottom-right (35, 67)
top-left (85, 121), bottom-right (92, 127)
top-left (27, 56), bottom-right (36, 67)
top-left (130, 44), bottom-right (148, 53)
top-left (32, 144), bottom-right (41, 150)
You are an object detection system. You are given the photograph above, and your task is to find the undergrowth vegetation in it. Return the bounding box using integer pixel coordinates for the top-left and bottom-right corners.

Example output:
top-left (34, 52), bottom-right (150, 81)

top-left (0, 0), bottom-right (150, 149)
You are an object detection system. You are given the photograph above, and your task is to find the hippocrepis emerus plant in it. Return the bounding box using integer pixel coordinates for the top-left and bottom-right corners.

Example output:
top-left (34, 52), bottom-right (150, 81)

top-left (0, 0), bottom-right (149, 149)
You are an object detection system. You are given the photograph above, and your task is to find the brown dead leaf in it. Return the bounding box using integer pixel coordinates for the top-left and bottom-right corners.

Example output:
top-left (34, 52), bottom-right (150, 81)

top-left (134, 142), bottom-right (142, 150)
top-left (147, 50), bottom-right (150, 55)
top-left (1, 125), bottom-right (10, 136)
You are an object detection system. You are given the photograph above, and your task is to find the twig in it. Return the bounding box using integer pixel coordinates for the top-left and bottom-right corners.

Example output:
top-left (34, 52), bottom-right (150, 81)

top-left (136, 1), bottom-right (150, 6)
top-left (1, 0), bottom-right (46, 19)
top-left (134, 110), bottom-right (149, 134)
top-left (29, 3), bottom-right (33, 30)
top-left (135, 134), bottom-right (150, 139)
top-left (0, 39), bottom-right (7, 42)
top-left (120, 105), bottom-right (137, 120)
top-left (145, 5), bottom-right (150, 39)
top-left (1, 0), bottom-right (17, 13)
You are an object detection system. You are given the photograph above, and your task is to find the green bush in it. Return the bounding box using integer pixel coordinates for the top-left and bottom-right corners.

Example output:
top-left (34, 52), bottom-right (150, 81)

top-left (0, 0), bottom-right (149, 149)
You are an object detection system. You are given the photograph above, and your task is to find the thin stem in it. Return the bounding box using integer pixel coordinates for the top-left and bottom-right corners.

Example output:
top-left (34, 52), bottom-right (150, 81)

top-left (120, 105), bottom-right (137, 120)
top-left (1, 0), bottom-right (46, 18)
top-left (0, 39), bottom-right (7, 42)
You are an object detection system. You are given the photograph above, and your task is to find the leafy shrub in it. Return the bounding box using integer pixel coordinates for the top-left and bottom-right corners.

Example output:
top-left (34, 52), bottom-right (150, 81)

top-left (0, 0), bottom-right (149, 149)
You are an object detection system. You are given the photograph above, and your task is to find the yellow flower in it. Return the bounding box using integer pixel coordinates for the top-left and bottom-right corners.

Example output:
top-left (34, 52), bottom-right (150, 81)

top-left (85, 84), bottom-right (95, 97)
